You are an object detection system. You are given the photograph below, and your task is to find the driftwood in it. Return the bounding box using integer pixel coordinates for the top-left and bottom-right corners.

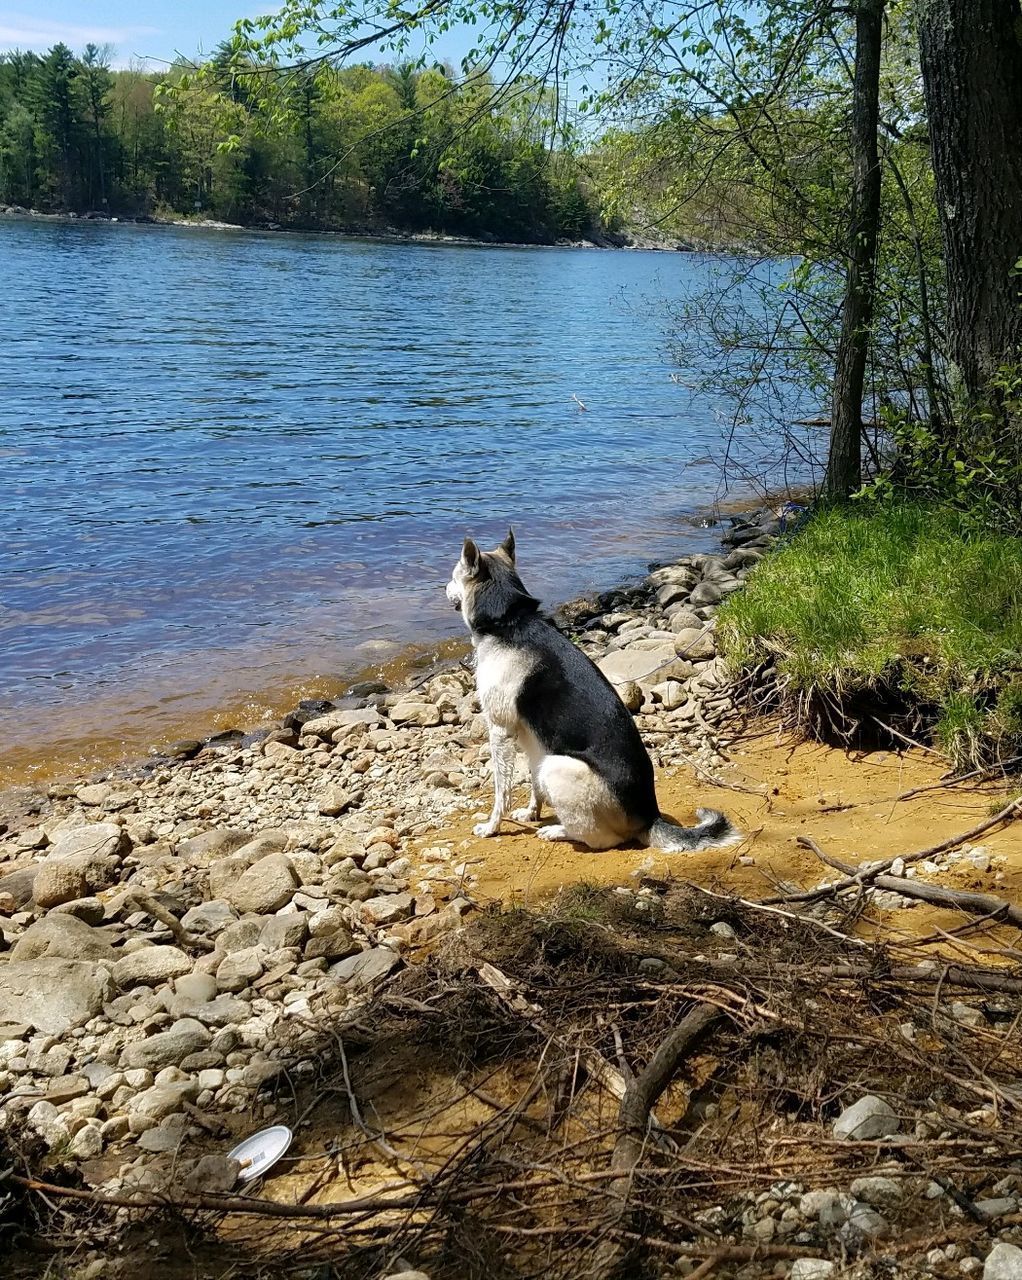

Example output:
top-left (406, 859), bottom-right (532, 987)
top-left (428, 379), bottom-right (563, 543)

top-left (762, 798), bottom-right (1022, 906)
top-left (800, 835), bottom-right (1022, 928)
top-left (127, 891), bottom-right (214, 952)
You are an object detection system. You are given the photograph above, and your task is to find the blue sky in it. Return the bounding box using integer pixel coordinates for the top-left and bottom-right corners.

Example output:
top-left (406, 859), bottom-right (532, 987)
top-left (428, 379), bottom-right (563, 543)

top-left (0, 2), bottom-right (476, 69)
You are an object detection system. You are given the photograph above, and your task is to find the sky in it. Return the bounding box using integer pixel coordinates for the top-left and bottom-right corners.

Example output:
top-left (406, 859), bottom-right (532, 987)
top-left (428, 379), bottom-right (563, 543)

top-left (0, 2), bottom-right (477, 69)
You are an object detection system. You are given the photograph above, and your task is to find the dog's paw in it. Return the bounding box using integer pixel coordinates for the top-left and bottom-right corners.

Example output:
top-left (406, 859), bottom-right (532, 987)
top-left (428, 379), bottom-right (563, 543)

top-left (511, 807), bottom-right (539, 825)
top-left (536, 824), bottom-right (568, 842)
top-left (473, 821), bottom-right (499, 838)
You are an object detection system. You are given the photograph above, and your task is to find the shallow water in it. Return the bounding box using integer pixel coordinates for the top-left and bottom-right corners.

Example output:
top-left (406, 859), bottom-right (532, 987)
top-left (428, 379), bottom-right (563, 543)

top-left (1, 218), bottom-right (788, 783)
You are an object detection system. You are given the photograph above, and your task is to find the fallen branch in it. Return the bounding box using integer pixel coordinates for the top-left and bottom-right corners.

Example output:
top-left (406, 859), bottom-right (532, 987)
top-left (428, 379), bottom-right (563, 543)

top-left (763, 799), bottom-right (1022, 907)
top-left (800, 835), bottom-right (1022, 928)
top-left (128, 892), bottom-right (214, 953)
top-left (594, 1002), bottom-right (723, 1279)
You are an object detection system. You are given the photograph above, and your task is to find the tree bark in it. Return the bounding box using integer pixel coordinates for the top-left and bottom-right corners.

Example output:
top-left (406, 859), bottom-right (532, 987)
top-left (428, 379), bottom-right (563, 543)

top-left (917, 0), bottom-right (1022, 400)
top-left (827, 0), bottom-right (885, 498)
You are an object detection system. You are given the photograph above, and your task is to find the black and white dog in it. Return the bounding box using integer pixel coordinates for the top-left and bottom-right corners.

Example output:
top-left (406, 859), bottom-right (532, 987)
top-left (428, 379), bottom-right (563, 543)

top-left (446, 530), bottom-right (738, 852)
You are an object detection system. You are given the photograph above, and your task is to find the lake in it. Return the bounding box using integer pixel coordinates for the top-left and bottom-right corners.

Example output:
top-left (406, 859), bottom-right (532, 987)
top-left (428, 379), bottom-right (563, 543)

top-left (0, 217), bottom-right (790, 785)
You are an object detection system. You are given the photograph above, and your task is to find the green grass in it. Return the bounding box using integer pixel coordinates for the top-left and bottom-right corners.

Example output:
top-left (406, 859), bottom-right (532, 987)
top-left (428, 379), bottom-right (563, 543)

top-left (719, 501), bottom-right (1022, 767)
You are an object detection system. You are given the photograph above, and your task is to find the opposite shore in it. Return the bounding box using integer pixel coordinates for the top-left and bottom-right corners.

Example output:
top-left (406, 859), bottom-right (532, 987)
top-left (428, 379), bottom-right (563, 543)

top-left (0, 203), bottom-right (756, 254)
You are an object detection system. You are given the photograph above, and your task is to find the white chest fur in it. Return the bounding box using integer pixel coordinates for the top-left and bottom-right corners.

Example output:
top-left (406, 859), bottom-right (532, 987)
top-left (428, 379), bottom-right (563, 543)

top-left (473, 636), bottom-right (534, 731)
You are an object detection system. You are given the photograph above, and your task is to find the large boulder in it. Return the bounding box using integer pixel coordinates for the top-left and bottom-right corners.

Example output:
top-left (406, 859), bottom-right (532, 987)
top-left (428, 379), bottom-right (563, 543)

top-left (597, 645), bottom-right (679, 686)
top-left (34, 822), bottom-right (127, 907)
top-left (112, 946), bottom-right (193, 988)
top-left (222, 854), bottom-right (297, 915)
top-left (175, 828), bottom-right (252, 868)
top-left (0, 958), bottom-right (113, 1034)
top-left (46, 822), bottom-right (128, 864)
top-left (120, 1018), bottom-right (212, 1071)
top-left (11, 914), bottom-right (117, 962)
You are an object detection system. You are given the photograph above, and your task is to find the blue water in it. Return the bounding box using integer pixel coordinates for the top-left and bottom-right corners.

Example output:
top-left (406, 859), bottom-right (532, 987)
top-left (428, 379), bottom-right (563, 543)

top-left (0, 217), bottom-right (789, 777)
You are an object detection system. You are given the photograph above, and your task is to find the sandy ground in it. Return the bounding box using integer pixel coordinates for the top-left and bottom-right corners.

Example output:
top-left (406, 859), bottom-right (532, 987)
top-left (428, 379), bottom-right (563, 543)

top-left (410, 729), bottom-right (1022, 949)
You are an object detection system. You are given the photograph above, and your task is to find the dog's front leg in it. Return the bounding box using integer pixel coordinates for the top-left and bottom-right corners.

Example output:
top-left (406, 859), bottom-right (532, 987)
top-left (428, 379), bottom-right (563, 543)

top-left (475, 727), bottom-right (516, 837)
top-left (512, 767), bottom-right (545, 824)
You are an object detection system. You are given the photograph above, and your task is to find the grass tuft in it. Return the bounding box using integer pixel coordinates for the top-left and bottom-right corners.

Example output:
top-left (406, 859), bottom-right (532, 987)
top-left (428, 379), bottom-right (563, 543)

top-left (719, 501), bottom-right (1022, 768)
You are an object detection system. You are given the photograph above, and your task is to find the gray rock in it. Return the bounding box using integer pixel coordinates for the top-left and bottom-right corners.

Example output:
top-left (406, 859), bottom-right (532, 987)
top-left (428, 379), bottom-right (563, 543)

top-left (318, 786), bottom-right (355, 817)
top-left (137, 1116), bottom-right (188, 1152)
top-left (112, 946), bottom-right (193, 988)
top-left (361, 893), bottom-right (414, 927)
top-left (173, 972), bottom-right (218, 1005)
top-left (689, 580), bottom-right (723, 607)
top-left (673, 627), bottom-right (716, 660)
top-left (975, 1197), bottom-right (1018, 1219)
top-left (389, 701), bottom-right (441, 727)
top-left (180, 1154), bottom-right (241, 1194)
top-left (223, 854), bottom-right (297, 915)
top-left (33, 858), bottom-right (91, 908)
top-left (597, 645), bottom-right (677, 685)
top-left (129, 1080), bottom-right (198, 1125)
top-left (180, 899), bottom-right (237, 935)
top-left (176, 828), bottom-right (251, 866)
top-left (27, 1099), bottom-right (71, 1149)
top-left (985, 1244), bottom-right (1022, 1280)
top-left (47, 822), bottom-right (127, 864)
top-left (260, 913), bottom-right (309, 951)
top-left (839, 1200), bottom-right (890, 1242)
top-left (305, 928), bottom-right (359, 961)
top-left (330, 946), bottom-right (399, 987)
top-left (0, 958), bottom-right (113, 1034)
top-left (300, 707), bottom-right (382, 740)
top-left (49, 896), bottom-right (105, 926)
top-left (0, 866), bottom-right (40, 909)
top-left (790, 1263), bottom-right (835, 1280)
top-left (798, 1189), bottom-right (842, 1219)
top-left (832, 1094), bottom-right (900, 1140)
top-left (709, 921), bottom-right (736, 940)
top-left (11, 914), bottom-right (116, 962)
top-left (190, 994), bottom-right (247, 1026)
top-left (121, 1018), bottom-right (211, 1071)
top-left (67, 1123), bottom-right (104, 1159)
top-left (216, 947), bottom-right (263, 992)
top-left (217, 916), bottom-right (265, 952)
top-left (850, 1176), bottom-right (902, 1208)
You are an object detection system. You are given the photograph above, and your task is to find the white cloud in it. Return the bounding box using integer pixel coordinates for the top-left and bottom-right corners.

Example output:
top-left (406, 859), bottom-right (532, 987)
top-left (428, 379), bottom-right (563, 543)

top-left (0, 12), bottom-right (161, 56)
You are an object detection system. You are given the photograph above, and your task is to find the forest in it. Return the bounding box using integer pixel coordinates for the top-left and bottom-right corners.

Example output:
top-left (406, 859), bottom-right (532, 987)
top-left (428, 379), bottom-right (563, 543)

top-left (0, 45), bottom-right (597, 242)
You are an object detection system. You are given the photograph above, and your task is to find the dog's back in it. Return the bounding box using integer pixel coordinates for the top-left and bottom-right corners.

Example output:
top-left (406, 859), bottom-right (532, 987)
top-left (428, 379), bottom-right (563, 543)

top-left (507, 616), bottom-right (658, 833)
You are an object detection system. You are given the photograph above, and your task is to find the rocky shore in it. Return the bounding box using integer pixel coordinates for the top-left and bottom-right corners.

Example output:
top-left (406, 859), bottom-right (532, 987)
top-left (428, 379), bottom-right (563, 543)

top-left (0, 511), bottom-right (777, 1184)
top-left (5, 505), bottom-right (1022, 1280)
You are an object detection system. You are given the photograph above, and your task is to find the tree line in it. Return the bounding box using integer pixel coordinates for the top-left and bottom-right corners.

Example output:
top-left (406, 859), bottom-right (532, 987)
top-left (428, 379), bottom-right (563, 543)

top-left (0, 44), bottom-right (597, 242)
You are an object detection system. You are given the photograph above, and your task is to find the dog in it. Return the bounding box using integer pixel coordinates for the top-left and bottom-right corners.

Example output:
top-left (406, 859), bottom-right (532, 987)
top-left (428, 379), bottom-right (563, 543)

top-left (446, 529), bottom-right (738, 852)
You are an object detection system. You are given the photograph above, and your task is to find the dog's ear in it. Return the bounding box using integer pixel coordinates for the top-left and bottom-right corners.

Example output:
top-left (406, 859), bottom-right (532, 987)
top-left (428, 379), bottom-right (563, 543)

top-left (499, 527), bottom-right (516, 562)
top-left (462, 538), bottom-right (482, 576)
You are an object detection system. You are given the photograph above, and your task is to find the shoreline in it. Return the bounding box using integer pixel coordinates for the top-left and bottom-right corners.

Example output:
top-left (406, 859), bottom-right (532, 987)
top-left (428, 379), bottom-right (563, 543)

top-left (0, 495), bottom-right (793, 798)
top-left (0, 203), bottom-right (753, 255)
top-left (4, 503), bottom-right (1022, 1277)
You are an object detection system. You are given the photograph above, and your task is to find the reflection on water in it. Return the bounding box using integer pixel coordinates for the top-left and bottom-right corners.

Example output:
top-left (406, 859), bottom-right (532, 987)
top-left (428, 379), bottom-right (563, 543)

top-left (1, 219), bottom-right (789, 784)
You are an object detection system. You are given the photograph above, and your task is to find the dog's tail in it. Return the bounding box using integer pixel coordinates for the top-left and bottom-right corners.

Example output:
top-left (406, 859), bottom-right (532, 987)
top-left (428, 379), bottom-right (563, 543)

top-left (642, 808), bottom-right (739, 853)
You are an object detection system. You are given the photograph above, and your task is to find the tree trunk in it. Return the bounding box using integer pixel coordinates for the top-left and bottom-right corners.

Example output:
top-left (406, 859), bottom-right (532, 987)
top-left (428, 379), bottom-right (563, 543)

top-left (826, 0), bottom-right (885, 498)
top-left (917, 0), bottom-right (1022, 401)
